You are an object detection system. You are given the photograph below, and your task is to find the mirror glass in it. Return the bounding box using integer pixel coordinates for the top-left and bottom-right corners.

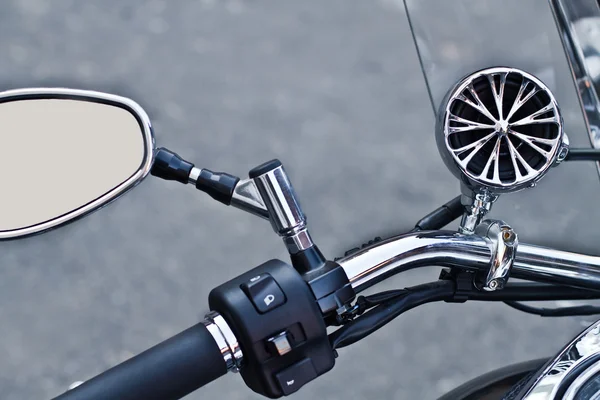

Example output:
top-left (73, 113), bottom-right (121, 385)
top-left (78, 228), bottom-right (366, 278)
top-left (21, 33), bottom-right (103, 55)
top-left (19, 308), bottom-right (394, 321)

top-left (0, 89), bottom-right (154, 239)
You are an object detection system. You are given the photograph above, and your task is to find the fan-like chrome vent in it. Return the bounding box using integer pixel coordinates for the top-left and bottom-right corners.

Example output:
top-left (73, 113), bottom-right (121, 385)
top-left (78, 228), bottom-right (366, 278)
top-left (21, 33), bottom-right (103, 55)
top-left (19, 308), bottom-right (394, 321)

top-left (436, 67), bottom-right (567, 193)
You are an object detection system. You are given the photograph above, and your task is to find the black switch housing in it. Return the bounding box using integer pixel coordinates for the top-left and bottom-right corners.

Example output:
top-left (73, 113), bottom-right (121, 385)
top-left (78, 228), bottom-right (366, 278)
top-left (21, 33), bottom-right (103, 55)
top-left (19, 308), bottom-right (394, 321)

top-left (209, 259), bottom-right (335, 398)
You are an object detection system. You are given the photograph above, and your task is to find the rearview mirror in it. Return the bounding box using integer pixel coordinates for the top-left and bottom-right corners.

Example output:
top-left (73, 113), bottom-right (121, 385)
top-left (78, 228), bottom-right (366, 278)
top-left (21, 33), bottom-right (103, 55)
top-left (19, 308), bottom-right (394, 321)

top-left (0, 88), bottom-right (154, 239)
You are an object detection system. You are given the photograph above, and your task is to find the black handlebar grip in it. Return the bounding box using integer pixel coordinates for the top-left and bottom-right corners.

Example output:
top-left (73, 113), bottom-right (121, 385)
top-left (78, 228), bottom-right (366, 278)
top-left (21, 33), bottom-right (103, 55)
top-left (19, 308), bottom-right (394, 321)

top-left (51, 322), bottom-right (227, 400)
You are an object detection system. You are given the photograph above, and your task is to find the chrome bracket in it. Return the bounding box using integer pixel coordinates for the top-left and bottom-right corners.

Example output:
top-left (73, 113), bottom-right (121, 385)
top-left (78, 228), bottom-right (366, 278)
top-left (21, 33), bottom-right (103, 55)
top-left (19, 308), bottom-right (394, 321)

top-left (250, 160), bottom-right (315, 254)
top-left (188, 169), bottom-right (269, 220)
top-left (475, 219), bottom-right (518, 291)
top-left (459, 189), bottom-right (498, 234)
top-left (230, 178), bottom-right (269, 220)
top-left (555, 133), bottom-right (570, 165)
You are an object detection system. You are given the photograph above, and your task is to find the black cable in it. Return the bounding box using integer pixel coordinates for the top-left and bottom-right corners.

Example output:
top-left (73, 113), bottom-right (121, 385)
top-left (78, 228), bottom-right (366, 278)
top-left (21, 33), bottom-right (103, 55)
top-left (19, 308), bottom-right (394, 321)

top-left (564, 148), bottom-right (600, 162)
top-left (329, 281), bottom-right (454, 349)
top-left (361, 289), bottom-right (409, 305)
top-left (410, 195), bottom-right (463, 232)
top-left (349, 289), bottom-right (411, 317)
top-left (331, 279), bottom-right (600, 348)
top-left (504, 301), bottom-right (600, 317)
top-left (467, 282), bottom-right (600, 302)
top-left (351, 282), bottom-right (600, 319)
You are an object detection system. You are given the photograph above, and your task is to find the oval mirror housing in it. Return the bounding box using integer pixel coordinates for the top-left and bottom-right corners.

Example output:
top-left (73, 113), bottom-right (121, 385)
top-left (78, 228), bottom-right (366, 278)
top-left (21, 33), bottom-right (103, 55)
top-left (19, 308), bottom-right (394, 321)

top-left (0, 88), bottom-right (154, 239)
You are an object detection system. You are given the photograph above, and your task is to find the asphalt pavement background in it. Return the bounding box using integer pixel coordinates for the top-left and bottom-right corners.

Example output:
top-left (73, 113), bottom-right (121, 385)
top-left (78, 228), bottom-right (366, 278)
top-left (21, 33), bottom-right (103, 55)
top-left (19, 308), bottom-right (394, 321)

top-left (1, 1), bottom-right (600, 399)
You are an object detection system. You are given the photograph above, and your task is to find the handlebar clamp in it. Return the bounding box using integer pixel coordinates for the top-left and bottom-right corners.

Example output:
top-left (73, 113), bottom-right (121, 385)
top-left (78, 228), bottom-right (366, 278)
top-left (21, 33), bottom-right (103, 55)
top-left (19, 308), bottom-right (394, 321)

top-left (475, 220), bottom-right (518, 291)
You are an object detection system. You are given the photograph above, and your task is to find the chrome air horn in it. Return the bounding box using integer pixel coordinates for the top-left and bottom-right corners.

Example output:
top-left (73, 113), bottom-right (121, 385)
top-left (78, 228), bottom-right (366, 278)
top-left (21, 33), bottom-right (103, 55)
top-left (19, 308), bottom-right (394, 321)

top-left (435, 67), bottom-right (569, 233)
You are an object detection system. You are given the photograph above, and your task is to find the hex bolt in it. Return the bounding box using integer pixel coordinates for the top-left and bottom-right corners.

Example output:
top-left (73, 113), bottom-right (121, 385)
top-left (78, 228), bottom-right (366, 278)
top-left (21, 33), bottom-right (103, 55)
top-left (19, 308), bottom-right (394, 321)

top-left (501, 228), bottom-right (516, 244)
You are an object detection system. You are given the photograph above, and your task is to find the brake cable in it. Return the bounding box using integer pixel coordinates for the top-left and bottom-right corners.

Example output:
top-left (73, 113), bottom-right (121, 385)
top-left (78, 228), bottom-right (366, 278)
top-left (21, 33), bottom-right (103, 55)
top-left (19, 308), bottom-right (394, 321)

top-left (330, 274), bottom-right (600, 350)
top-left (329, 281), bottom-right (455, 349)
top-left (503, 301), bottom-right (600, 317)
top-left (466, 282), bottom-right (600, 302)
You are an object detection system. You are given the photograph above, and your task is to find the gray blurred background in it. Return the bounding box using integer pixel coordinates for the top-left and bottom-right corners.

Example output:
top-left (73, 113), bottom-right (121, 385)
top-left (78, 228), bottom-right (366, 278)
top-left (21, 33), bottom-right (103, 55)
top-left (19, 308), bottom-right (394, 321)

top-left (1, 1), bottom-right (600, 399)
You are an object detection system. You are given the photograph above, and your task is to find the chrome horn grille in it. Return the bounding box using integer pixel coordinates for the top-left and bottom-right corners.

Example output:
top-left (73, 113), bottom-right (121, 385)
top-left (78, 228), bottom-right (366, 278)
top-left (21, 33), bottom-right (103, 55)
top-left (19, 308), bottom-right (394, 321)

top-left (436, 67), bottom-right (567, 193)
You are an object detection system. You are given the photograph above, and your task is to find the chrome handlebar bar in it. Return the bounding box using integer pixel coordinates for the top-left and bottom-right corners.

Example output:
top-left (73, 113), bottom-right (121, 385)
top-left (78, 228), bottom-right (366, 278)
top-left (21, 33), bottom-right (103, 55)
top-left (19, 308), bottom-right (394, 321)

top-left (338, 230), bottom-right (600, 294)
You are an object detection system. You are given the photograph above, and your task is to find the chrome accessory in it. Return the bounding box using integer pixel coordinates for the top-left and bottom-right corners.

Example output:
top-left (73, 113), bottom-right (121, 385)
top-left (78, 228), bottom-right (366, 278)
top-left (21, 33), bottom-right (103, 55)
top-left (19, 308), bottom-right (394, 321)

top-left (187, 167), bottom-right (202, 186)
top-left (436, 67), bottom-right (567, 194)
top-left (474, 220), bottom-right (517, 291)
top-left (230, 178), bottom-right (269, 220)
top-left (204, 311), bottom-right (243, 373)
top-left (267, 331), bottom-right (293, 356)
top-left (459, 191), bottom-right (497, 234)
top-left (338, 230), bottom-right (600, 294)
top-left (0, 87), bottom-right (155, 240)
top-left (252, 163), bottom-right (306, 236)
top-left (282, 228), bottom-right (314, 255)
top-left (563, 359), bottom-right (600, 400)
top-left (250, 161), bottom-right (315, 254)
top-left (521, 319), bottom-right (600, 399)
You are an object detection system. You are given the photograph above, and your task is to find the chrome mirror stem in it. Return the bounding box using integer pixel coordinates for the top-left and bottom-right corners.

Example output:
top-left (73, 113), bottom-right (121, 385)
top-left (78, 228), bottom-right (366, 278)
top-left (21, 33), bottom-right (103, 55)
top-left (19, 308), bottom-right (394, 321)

top-left (248, 159), bottom-right (329, 274)
top-left (249, 160), bottom-right (316, 255)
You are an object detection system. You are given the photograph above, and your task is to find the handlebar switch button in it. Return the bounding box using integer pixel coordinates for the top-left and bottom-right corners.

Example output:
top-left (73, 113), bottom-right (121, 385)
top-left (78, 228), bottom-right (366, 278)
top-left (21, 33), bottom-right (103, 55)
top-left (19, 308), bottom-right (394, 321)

top-left (241, 273), bottom-right (286, 313)
top-left (267, 331), bottom-right (293, 356)
top-left (275, 358), bottom-right (317, 395)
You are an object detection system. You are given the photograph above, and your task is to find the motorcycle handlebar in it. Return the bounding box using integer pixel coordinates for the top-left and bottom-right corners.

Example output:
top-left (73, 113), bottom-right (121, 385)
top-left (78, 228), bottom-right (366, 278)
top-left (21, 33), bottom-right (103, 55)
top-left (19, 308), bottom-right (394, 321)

top-left (338, 230), bottom-right (600, 294)
top-left (51, 321), bottom-right (228, 400)
top-left (49, 230), bottom-right (600, 400)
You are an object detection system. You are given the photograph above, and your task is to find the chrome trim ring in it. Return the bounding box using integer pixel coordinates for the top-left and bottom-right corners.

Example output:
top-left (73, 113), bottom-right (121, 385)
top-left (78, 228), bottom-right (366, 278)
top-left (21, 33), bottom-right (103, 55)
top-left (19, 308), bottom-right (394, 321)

top-left (204, 311), bottom-right (243, 373)
top-left (522, 319), bottom-right (600, 399)
top-left (188, 167), bottom-right (202, 186)
top-left (437, 67), bottom-right (566, 193)
top-left (563, 359), bottom-right (600, 400)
